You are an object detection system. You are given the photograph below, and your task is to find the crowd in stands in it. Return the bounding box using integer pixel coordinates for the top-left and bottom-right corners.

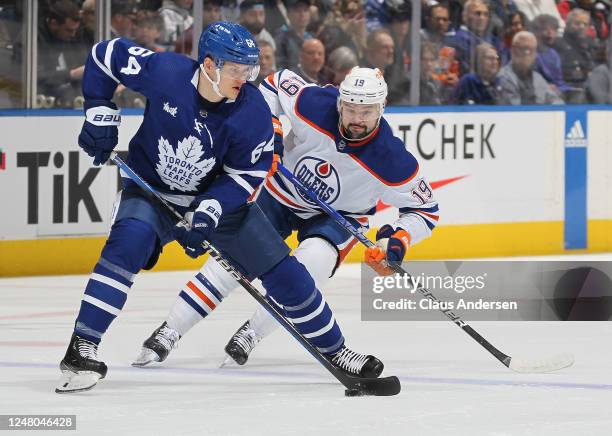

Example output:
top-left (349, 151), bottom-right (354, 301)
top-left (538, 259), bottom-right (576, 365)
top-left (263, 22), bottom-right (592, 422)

top-left (0, 0), bottom-right (610, 108)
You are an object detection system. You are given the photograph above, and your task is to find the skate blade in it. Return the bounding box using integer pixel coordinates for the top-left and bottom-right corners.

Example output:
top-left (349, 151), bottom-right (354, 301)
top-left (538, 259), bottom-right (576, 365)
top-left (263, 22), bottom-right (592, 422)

top-left (131, 348), bottom-right (161, 367)
top-left (55, 370), bottom-right (101, 393)
top-left (218, 355), bottom-right (235, 368)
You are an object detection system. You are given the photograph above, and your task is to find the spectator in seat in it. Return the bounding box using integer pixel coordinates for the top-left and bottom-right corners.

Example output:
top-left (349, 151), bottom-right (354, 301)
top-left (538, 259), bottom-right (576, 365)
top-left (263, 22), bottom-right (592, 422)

top-left (275, 0), bottom-right (313, 70)
top-left (448, 0), bottom-right (504, 75)
top-left (134, 12), bottom-right (165, 52)
top-left (421, 3), bottom-right (454, 51)
top-left (364, 27), bottom-right (409, 105)
top-left (174, 0), bottom-right (222, 55)
top-left (557, 0), bottom-right (609, 42)
top-left (531, 14), bottom-right (571, 96)
top-left (33, 0), bottom-right (87, 107)
top-left (513, 0), bottom-right (564, 31)
top-left (553, 8), bottom-right (595, 101)
top-left (321, 45), bottom-right (359, 86)
top-left (254, 39), bottom-right (277, 86)
top-left (240, 0), bottom-right (276, 51)
top-left (497, 30), bottom-right (563, 104)
top-left (420, 42), bottom-right (455, 105)
top-left (159, 0), bottom-right (193, 49)
top-left (295, 38), bottom-right (326, 84)
top-left (453, 42), bottom-right (502, 104)
top-left (111, 1), bottom-right (136, 39)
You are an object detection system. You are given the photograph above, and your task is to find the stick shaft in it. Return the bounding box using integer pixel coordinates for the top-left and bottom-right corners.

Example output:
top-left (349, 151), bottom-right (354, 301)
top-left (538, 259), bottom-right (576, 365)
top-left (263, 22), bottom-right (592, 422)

top-left (110, 153), bottom-right (369, 385)
top-left (276, 163), bottom-right (511, 367)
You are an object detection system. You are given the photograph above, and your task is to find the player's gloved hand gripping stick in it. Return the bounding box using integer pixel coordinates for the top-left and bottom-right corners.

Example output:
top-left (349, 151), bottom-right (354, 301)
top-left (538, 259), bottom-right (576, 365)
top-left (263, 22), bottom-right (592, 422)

top-left (110, 152), bottom-right (400, 396)
top-left (276, 162), bottom-right (575, 374)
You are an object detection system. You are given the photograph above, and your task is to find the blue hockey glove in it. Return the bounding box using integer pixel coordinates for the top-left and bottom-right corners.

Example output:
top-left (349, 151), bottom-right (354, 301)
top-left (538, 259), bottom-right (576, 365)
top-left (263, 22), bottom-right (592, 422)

top-left (173, 200), bottom-right (221, 259)
top-left (364, 224), bottom-right (411, 275)
top-left (78, 100), bottom-right (121, 166)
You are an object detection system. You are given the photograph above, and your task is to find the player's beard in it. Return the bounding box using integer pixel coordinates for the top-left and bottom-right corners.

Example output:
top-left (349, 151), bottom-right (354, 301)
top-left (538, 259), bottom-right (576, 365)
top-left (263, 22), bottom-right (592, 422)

top-left (345, 123), bottom-right (370, 140)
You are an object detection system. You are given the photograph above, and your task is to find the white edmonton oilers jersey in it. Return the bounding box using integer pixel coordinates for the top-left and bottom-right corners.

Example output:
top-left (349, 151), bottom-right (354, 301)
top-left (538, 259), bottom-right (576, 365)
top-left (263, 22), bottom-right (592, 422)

top-left (259, 70), bottom-right (439, 245)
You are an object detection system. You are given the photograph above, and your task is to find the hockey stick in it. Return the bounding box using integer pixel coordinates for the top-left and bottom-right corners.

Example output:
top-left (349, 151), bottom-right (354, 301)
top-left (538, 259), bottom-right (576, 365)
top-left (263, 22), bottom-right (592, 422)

top-left (110, 152), bottom-right (400, 396)
top-left (277, 163), bottom-right (574, 374)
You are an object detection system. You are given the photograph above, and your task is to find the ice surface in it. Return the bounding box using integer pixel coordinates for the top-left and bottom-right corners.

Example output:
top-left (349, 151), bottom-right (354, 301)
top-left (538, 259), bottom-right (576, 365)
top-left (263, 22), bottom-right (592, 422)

top-left (1, 255), bottom-right (611, 435)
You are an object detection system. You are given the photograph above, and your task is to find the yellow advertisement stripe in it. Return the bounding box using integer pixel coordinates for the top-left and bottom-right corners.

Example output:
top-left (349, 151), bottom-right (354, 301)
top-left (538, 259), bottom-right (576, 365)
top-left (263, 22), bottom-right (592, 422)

top-left (1, 220), bottom-right (610, 277)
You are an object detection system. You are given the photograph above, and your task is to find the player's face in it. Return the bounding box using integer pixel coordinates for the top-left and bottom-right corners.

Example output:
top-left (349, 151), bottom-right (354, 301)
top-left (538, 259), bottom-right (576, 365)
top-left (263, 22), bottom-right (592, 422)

top-left (339, 102), bottom-right (381, 139)
top-left (218, 61), bottom-right (259, 99)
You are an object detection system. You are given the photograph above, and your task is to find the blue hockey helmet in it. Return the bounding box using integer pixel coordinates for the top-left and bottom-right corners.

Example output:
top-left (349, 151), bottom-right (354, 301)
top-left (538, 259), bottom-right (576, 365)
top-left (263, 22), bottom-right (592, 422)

top-left (198, 22), bottom-right (260, 81)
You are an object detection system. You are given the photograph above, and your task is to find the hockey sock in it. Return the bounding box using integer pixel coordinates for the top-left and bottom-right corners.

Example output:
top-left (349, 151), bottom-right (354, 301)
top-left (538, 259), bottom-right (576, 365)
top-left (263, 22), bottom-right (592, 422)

top-left (260, 255), bottom-right (344, 354)
top-left (249, 237), bottom-right (337, 339)
top-left (74, 219), bottom-right (157, 344)
top-left (167, 258), bottom-right (237, 336)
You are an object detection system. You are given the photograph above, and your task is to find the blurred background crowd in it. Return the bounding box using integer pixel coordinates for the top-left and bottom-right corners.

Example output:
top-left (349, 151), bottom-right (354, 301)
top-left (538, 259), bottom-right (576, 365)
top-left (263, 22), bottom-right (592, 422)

top-left (0, 0), bottom-right (610, 109)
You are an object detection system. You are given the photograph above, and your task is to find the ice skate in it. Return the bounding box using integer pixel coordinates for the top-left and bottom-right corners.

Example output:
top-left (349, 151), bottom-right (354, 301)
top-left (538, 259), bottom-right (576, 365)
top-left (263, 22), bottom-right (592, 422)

top-left (55, 333), bottom-right (108, 393)
top-left (329, 345), bottom-right (384, 379)
top-left (132, 322), bottom-right (181, 367)
top-left (222, 321), bottom-right (261, 366)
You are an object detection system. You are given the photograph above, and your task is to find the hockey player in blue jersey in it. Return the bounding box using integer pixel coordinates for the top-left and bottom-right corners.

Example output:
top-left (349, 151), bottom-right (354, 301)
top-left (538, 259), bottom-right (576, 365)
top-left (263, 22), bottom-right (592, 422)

top-left (56, 22), bottom-right (384, 393)
top-left (132, 67), bottom-right (438, 368)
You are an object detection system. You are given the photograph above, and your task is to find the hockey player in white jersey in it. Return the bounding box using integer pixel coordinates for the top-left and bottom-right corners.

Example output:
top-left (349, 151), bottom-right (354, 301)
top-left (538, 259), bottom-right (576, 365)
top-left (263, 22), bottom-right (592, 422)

top-left (133, 66), bottom-right (438, 368)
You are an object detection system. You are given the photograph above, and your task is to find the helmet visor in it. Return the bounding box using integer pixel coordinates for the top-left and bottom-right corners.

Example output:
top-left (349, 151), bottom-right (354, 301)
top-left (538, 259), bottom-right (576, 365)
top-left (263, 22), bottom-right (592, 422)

top-left (220, 61), bottom-right (260, 81)
top-left (339, 101), bottom-right (381, 123)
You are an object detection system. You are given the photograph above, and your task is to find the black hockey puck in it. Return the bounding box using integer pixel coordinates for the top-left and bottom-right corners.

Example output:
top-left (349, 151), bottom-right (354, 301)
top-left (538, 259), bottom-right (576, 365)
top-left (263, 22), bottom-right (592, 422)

top-left (344, 388), bottom-right (365, 397)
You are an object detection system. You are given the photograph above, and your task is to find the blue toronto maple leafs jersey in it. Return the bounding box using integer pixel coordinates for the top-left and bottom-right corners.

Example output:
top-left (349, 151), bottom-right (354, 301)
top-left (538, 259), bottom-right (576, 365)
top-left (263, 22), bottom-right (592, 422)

top-left (82, 38), bottom-right (274, 218)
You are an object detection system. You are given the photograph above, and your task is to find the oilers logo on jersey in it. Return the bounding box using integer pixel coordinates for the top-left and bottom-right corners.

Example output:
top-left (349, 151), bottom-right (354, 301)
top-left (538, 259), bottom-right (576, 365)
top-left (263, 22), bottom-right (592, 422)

top-left (155, 135), bottom-right (216, 191)
top-left (294, 157), bottom-right (341, 205)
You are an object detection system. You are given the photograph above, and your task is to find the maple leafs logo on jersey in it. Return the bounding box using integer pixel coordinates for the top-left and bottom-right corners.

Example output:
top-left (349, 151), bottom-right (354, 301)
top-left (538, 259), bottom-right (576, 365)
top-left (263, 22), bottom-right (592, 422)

top-left (155, 135), bottom-right (216, 191)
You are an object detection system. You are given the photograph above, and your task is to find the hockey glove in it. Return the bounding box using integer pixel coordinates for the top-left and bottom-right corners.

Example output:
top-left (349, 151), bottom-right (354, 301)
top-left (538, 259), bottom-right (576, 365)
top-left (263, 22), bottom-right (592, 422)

top-left (173, 200), bottom-right (221, 259)
top-left (78, 100), bottom-right (121, 166)
top-left (364, 224), bottom-right (411, 276)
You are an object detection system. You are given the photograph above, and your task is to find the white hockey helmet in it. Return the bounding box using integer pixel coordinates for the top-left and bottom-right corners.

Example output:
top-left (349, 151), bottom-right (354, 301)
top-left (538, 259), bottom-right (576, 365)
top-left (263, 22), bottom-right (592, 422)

top-left (338, 67), bottom-right (388, 112)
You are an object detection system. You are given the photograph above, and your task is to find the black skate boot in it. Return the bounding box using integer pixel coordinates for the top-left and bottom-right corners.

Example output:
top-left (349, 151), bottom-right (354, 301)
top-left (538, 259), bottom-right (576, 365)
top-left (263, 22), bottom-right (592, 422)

top-left (132, 322), bottom-right (181, 367)
top-left (55, 333), bottom-right (108, 393)
top-left (222, 321), bottom-right (261, 366)
top-left (328, 345), bottom-right (384, 378)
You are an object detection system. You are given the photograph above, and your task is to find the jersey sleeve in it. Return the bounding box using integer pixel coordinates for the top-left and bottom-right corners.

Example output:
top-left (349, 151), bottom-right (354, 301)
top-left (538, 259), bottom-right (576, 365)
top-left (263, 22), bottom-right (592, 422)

top-left (82, 38), bottom-right (177, 102)
top-left (379, 151), bottom-right (439, 246)
top-left (258, 69), bottom-right (314, 155)
top-left (194, 102), bottom-right (275, 222)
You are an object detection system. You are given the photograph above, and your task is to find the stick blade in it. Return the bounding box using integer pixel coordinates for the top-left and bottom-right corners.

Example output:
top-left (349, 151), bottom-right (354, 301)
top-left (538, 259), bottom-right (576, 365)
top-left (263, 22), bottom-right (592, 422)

top-left (344, 376), bottom-right (401, 397)
top-left (508, 353), bottom-right (575, 374)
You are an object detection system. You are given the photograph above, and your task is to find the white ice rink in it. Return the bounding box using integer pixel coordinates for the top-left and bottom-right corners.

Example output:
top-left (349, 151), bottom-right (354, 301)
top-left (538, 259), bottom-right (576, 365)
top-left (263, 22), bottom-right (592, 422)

top-left (1, 256), bottom-right (611, 436)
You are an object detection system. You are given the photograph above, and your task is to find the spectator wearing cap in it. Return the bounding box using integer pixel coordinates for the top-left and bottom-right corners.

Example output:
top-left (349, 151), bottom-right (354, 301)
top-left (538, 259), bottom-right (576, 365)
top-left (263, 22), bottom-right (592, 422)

top-left (33, 0), bottom-right (87, 106)
top-left (275, 0), bottom-right (313, 70)
top-left (159, 0), bottom-right (193, 49)
top-left (111, 1), bottom-right (136, 38)
top-left (174, 0), bottom-right (221, 54)
top-left (240, 0), bottom-right (276, 51)
top-left (295, 38), bottom-right (326, 84)
top-left (321, 45), bottom-right (358, 86)
top-left (389, 1), bottom-right (411, 76)
top-left (255, 39), bottom-right (277, 86)
top-left (497, 31), bottom-right (563, 105)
